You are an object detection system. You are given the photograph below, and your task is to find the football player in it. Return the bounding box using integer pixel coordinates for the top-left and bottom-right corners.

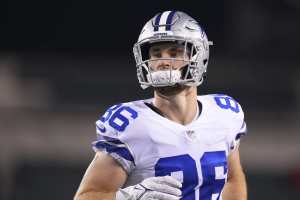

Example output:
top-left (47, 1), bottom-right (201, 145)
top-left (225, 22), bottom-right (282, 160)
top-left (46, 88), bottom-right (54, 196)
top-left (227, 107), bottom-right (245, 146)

top-left (74, 11), bottom-right (247, 200)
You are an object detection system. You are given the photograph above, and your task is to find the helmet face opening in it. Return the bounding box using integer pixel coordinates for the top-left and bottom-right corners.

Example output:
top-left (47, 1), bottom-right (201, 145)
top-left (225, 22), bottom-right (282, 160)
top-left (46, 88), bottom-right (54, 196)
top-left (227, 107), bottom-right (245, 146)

top-left (139, 41), bottom-right (194, 63)
top-left (134, 39), bottom-right (201, 88)
top-left (133, 11), bottom-right (212, 89)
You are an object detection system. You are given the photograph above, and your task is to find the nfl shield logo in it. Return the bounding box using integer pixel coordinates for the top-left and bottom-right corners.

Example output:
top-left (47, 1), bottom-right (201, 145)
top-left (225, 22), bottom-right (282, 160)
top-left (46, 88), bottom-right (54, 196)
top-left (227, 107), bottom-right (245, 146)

top-left (186, 130), bottom-right (196, 140)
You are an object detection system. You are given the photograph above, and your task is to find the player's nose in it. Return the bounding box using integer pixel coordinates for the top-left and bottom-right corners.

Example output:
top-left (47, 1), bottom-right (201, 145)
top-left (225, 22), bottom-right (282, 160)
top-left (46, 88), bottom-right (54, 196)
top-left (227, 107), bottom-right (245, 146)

top-left (156, 60), bottom-right (171, 70)
top-left (156, 52), bottom-right (173, 70)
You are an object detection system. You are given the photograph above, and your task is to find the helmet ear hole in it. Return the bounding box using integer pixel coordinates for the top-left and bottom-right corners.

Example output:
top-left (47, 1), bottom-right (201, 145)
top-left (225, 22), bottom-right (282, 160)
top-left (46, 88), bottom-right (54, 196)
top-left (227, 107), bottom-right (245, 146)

top-left (202, 72), bottom-right (207, 81)
top-left (203, 59), bottom-right (208, 66)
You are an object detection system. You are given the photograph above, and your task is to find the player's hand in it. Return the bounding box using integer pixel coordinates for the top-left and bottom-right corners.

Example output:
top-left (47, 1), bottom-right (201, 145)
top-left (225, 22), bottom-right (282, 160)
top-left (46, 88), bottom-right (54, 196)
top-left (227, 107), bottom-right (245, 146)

top-left (116, 176), bottom-right (182, 200)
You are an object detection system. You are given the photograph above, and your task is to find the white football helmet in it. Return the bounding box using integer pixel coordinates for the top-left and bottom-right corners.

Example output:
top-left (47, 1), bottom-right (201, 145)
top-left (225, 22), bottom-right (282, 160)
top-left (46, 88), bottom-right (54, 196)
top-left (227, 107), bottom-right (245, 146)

top-left (133, 11), bottom-right (213, 89)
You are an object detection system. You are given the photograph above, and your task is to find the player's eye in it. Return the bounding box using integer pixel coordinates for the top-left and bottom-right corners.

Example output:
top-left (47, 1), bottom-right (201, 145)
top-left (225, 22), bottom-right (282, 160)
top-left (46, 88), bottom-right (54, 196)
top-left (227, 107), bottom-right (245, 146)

top-left (149, 47), bottom-right (162, 58)
top-left (169, 51), bottom-right (177, 58)
top-left (168, 47), bottom-right (177, 57)
top-left (170, 47), bottom-right (184, 58)
top-left (151, 52), bottom-right (161, 58)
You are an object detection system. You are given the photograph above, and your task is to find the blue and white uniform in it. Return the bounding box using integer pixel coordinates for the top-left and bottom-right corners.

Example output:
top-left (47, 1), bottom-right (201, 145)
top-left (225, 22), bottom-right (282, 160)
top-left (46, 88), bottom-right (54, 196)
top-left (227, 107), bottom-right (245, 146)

top-left (92, 94), bottom-right (247, 200)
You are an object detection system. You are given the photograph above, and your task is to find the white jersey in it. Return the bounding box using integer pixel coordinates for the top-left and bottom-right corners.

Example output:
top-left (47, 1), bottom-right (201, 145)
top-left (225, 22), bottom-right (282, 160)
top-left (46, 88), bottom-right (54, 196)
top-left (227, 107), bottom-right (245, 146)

top-left (92, 94), bottom-right (247, 200)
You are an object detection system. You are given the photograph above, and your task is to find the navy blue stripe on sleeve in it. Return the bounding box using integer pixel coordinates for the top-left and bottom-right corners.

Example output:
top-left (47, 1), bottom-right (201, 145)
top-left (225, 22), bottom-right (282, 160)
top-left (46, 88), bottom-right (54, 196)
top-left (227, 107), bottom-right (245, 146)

top-left (103, 136), bottom-right (125, 144)
top-left (235, 121), bottom-right (247, 140)
top-left (96, 135), bottom-right (124, 145)
top-left (235, 132), bottom-right (246, 140)
top-left (92, 140), bottom-right (134, 163)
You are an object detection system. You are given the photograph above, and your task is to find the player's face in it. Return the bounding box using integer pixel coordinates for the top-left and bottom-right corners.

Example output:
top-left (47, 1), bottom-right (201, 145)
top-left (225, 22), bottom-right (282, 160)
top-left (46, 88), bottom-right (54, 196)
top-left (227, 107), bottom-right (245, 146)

top-left (148, 42), bottom-right (190, 71)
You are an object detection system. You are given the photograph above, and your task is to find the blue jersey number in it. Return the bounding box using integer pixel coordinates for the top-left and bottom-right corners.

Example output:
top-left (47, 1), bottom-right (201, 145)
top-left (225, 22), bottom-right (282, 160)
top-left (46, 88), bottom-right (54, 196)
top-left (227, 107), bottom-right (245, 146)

top-left (200, 151), bottom-right (227, 200)
top-left (214, 95), bottom-right (240, 113)
top-left (155, 155), bottom-right (198, 200)
top-left (99, 104), bottom-right (138, 132)
top-left (155, 151), bottom-right (227, 200)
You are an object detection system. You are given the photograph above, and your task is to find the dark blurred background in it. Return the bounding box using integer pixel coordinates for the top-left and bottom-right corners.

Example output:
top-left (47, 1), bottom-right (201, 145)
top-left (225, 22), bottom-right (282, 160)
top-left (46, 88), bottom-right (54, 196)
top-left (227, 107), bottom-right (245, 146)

top-left (1, 0), bottom-right (300, 199)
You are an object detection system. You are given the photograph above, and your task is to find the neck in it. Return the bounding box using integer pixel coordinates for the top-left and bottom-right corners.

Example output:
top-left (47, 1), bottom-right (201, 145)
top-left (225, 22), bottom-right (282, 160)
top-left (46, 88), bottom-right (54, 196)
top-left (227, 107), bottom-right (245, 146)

top-left (153, 86), bottom-right (198, 125)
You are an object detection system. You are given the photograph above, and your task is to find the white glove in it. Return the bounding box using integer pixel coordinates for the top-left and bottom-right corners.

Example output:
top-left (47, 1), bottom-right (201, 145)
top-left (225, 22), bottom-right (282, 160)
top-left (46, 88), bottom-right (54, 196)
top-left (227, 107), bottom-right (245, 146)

top-left (116, 176), bottom-right (182, 200)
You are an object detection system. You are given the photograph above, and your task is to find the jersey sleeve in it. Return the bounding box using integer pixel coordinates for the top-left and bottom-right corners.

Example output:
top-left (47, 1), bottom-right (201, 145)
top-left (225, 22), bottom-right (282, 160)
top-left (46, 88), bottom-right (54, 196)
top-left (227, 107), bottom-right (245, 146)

top-left (208, 94), bottom-right (247, 153)
top-left (227, 101), bottom-right (247, 153)
top-left (92, 104), bottom-right (138, 174)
